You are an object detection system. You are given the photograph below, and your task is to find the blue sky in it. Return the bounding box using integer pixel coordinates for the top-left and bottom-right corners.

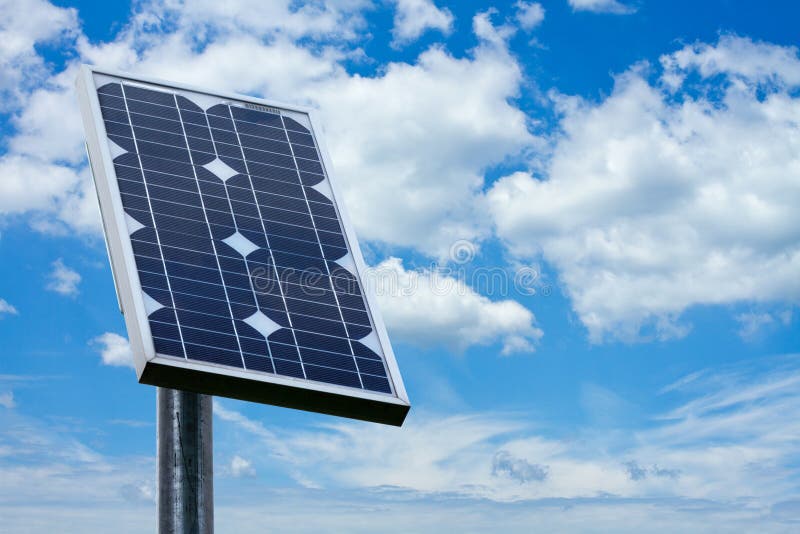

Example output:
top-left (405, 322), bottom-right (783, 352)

top-left (1, 0), bottom-right (799, 531)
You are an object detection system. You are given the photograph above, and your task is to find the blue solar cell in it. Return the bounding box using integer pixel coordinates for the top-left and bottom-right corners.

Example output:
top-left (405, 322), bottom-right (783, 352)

top-left (125, 98), bottom-right (181, 121)
top-left (129, 112), bottom-right (184, 134)
top-left (124, 84), bottom-right (176, 106)
top-left (352, 341), bottom-right (382, 360)
top-left (291, 144), bottom-right (318, 161)
top-left (361, 374), bottom-right (392, 393)
top-left (287, 130), bottom-right (314, 146)
top-left (105, 120), bottom-right (134, 138)
top-left (154, 338), bottom-right (184, 358)
top-left (356, 358), bottom-right (386, 377)
top-left (94, 81), bottom-right (394, 396)
top-left (243, 354), bottom-right (274, 374)
top-left (300, 348), bottom-right (356, 372)
top-left (304, 364), bottom-right (360, 388)
top-left (283, 117), bottom-right (309, 133)
top-left (100, 106), bottom-right (129, 124)
top-left (98, 82), bottom-right (123, 97)
top-left (273, 357), bottom-right (304, 378)
top-left (295, 157), bottom-right (324, 175)
top-left (108, 134), bottom-right (136, 152)
top-left (185, 342), bottom-right (243, 367)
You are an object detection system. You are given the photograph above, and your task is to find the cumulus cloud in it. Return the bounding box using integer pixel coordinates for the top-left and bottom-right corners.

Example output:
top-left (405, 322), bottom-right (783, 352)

top-left (515, 2), bottom-right (545, 30)
top-left (487, 36), bottom-right (800, 342)
top-left (0, 51), bottom-right (101, 234)
top-left (45, 258), bottom-right (81, 297)
top-left (567, 0), bottom-right (637, 14)
top-left (0, 0), bottom-right (78, 109)
top-left (141, 0), bottom-right (370, 42)
top-left (4, 3), bottom-right (533, 258)
top-left (0, 299), bottom-right (18, 316)
top-left (311, 12), bottom-right (534, 255)
top-left (91, 333), bottom-right (134, 368)
top-left (391, 0), bottom-right (454, 46)
top-left (369, 258), bottom-right (543, 354)
top-left (661, 34), bottom-right (800, 88)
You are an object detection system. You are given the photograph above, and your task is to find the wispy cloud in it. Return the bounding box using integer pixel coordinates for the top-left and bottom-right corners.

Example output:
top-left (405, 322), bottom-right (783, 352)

top-left (45, 258), bottom-right (81, 297)
top-left (212, 355), bottom-right (800, 507)
top-left (0, 298), bottom-right (18, 316)
top-left (229, 455), bottom-right (256, 478)
top-left (568, 0), bottom-right (637, 14)
top-left (0, 406), bottom-right (154, 531)
top-left (623, 460), bottom-right (680, 481)
top-left (0, 392), bottom-right (16, 409)
top-left (109, 419), bottom-right (152, 428)
top-left (736, 310), bottom-right (793, 341)
top-left (492, 450), bottom-right (548, 483)
top-left (2, 356), bottom-right (800, 531)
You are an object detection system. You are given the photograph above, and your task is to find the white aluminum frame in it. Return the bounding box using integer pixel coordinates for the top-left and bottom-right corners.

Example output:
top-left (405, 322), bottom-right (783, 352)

top-left (76, 64), bottom-right (409, 425)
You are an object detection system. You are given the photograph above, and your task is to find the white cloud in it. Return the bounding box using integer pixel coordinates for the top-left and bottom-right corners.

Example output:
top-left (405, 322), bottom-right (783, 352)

top-left (119, 481), bottom-right (155, 503)
top-left (0, 391), bottom-right (15, 409)
top-left (369, 257), bottom-right (543, 354)
top-left (661, 34), bottom-right (800, 88)
top-left (0, 299), bottom-right (18, 316)
top-left (0, 63), bottom-right (100, 235)
top-left (131, 0), bottom-right (371, 42)
top-left (515, 2), bottom-right (545, 30)
top-left (487, 36), bottom-right (800, 342)
top-left (8, 69), bottom-right (87, 165)
top-left (735, 311), bottom-right (791, 340)
top-left (391, 0), bottom-right (454, 46)
top-left (229, 455), bottom-right (256, 478)
top-left (0, 407), bottom-right (155, 532)
top-left (0, 155), bottom-right (84, 219)
top-left (211, 355), bottom-right (800, 508)
top-left (90, 333), bottom-right (134, 369)
top-left (492, 450), bottom-right (548, 483)
top-left (2, 357), bottom-right (800, 532)
top-left (567, 0), bottom-right (637, 14)
top-left (0, 0), bottom-right (78, 109)
top-left (4, 4), bottom-right (533, 257)
top-left (45, 258), bottom-right (81, 297)
top-left (312, 14), bottom-right (534, 255)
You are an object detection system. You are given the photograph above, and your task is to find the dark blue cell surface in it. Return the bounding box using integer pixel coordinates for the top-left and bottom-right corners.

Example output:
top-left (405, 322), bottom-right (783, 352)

top-left (97, 81), bottom-right (392, 394)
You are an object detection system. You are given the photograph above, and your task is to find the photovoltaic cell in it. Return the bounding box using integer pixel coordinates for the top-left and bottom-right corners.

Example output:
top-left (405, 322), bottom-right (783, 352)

top-left (93, 79), bottom-right (393, 395)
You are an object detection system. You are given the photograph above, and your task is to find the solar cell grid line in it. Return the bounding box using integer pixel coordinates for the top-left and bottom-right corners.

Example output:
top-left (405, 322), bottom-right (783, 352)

top-left (118, 83), bottom-right (188, 361)
top-left (130, 241), bottom-right (366, 305)
top-left (175, 95), bottom-right (291, 376)
top-left (227, 106), bottom-right (367, 381)
top-left (119, 85), bottom-right (246, 369)
top-left (279, 113), bottom-right (366, 389)
top-left (78, 65), bottom-right (409, 426)
top-left (218, 104), bottom-right (310, 380)
top-left (171, 91), bottom-right (253, 372)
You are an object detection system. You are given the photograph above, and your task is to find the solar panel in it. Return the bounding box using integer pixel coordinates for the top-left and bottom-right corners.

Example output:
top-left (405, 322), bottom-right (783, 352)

top-left (76, 66), bottom-right (409, 426)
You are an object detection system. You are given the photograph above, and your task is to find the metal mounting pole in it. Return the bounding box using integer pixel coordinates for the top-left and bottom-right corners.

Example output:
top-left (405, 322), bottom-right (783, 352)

top-left (157, 388), bottom-right (214, 534)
